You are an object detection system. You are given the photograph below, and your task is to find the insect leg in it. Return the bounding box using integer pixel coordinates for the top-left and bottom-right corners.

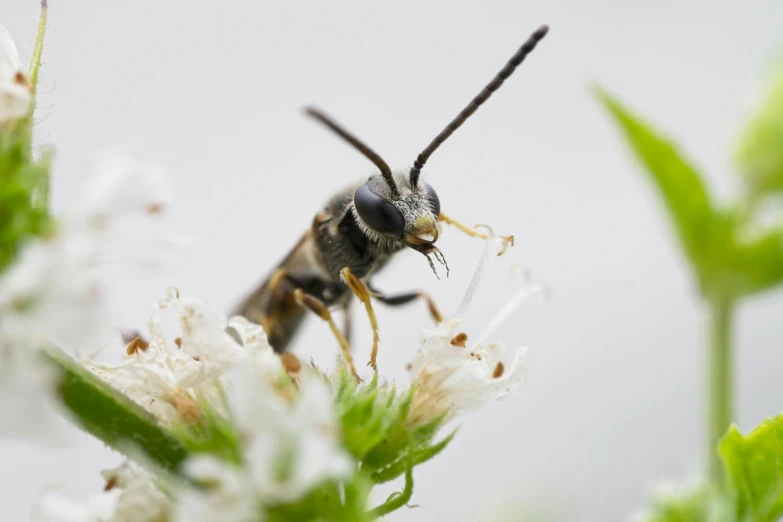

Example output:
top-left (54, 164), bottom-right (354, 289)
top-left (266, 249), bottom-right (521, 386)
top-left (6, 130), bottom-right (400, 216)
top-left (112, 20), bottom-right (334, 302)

top-left (293, 288), bottom-right (359, 381)
top-left (340, 267), bottom-right (381, 372)
top-left (342, 297), bottom-right (353, 351)
top-left (371, 289), bottom-right (443, 324)
top-left (268, 268), bottom-right (288, 300)
top-left (439, 211), bottom-right (514, 255)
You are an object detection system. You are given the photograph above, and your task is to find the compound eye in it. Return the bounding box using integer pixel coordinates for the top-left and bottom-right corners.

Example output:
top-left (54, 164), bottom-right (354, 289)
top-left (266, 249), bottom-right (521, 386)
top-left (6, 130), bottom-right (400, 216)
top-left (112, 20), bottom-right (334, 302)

top-left (353, 184), bottom-right (405, 237)
top-left (423, 182), bottom-right (440, 216)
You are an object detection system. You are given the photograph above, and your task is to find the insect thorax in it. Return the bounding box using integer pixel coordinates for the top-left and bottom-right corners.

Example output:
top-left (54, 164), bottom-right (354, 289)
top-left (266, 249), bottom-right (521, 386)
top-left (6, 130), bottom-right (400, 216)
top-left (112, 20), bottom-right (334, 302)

top-left (312, 184), bottom-right (403, 283)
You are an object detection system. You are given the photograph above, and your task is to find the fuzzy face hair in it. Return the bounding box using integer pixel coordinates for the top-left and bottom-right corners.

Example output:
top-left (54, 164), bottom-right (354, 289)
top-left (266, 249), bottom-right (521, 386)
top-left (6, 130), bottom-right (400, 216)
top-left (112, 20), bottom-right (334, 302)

top-left (350, 171), bottom-right (439, 252)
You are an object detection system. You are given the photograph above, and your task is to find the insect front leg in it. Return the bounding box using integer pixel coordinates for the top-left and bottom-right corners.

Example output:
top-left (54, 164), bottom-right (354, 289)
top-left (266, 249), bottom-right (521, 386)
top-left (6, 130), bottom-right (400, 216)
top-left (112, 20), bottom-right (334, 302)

top-left (370, 287), bottom-right (443, 325)
top-left (340, 267), bottom-right (381, 371)
top-left (292, 288), bottom-right (359, 381)
top-left (439, 211), bottom-right (514, 255)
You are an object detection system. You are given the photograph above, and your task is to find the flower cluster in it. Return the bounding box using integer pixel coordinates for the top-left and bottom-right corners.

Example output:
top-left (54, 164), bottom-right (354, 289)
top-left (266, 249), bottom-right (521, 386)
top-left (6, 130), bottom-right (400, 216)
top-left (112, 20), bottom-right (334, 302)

top-left (0, 9), bottom-right (540, 520)
top-left (44, 224), bottom-right (534, 520)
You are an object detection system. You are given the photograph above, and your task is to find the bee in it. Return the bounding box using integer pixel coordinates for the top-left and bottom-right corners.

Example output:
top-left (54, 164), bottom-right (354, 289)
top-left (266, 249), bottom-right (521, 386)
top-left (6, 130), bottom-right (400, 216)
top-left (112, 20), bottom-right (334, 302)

top-left (233, 25), bottom-right (549, 375)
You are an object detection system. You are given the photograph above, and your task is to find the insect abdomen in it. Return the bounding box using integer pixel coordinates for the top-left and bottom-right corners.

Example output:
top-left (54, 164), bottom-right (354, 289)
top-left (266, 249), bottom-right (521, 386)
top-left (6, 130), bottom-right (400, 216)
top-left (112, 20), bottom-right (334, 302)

top-left (231, 229), bottom-right (348, 353)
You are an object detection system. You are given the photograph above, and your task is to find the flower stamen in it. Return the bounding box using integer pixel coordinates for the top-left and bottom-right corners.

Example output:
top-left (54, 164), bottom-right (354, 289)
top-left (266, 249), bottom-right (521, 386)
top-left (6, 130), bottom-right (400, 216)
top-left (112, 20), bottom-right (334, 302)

top-left (450, 333), bottom-right (468, 347)
top-left (477, 265), bottom-right (549, 343)
top-left (454, 225), bottom-right (504, 319)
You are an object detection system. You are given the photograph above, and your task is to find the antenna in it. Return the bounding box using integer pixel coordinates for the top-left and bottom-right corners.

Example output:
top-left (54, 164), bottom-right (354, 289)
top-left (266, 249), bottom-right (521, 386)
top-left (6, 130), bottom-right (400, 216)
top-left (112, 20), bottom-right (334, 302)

top-left (304, 107), bottom-right (399, 195)
top-left (409, 24), bottom-right (549, 187)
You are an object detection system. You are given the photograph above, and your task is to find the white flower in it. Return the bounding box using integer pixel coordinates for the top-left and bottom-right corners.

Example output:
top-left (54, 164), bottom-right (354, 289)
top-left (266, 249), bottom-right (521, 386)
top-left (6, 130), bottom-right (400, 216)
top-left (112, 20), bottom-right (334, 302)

top-left (85, 291), bottom-right (250, 423)
top-left (170, 367), bottom-right (351, 514)
top-left (0, 22), bottom-right (32, 125)
top-left (408, 318), bottom-right (528, 425)
top-left (83, 291), bottom-right (287, 426)
top-left (38, 461), bottom-right (173, 522)
top-left (227, 316), bottom-right (284, 380)
top-left (173, 457), bottom-right (259, 522)
top-left (100, 462), bottom-right (172, 522)
top-left (222, 367), bottom-right (352, 503)
top-left (164, 359), bottom-right (349, 517)
top-left (0, 151), bottom-right (177, 356)
top-left (0, 152), bottom-right (178, 442)
top-left (408, 227), bottom-right (541, 425)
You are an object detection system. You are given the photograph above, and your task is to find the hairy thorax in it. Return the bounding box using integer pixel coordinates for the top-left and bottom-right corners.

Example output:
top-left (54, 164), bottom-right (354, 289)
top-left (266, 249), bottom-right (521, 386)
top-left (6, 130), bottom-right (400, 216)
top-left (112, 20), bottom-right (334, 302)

top-left (312, 185), bottom-right (404, 284)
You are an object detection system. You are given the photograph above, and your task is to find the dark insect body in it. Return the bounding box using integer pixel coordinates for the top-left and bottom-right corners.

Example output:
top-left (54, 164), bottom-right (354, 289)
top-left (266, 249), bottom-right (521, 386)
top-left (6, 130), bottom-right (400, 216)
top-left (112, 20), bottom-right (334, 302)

top-left (232, 25), bottom-right (550, 363)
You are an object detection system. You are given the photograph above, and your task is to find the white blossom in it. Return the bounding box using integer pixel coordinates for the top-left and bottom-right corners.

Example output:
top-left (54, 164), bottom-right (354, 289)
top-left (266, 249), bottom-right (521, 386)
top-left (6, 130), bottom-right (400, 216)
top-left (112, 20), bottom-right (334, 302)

top-left (170, 367), bottom-right (352, 511)
top-left (82, 287), bottom-right (349, 506)
top-left (0, 151), bottom-right (177, 356)
top-left (408, 227), bottom-right (538, 425)
top-left (0, 22), bottom-right (32, 125)
top-left (173, 457), bottom-right (259, 522)
top-left (100, 462), bottom-right (172, 522)
top-left (219, 366), bottom-right (352, 503)
top-left (85, 291), bottom-right (249, 423)
top-left (0, 152), bottom-right (178, 441)
top-left (38, 461), bottom-right (173, 522)
top-left (408, 318), bottom-right (528, 425)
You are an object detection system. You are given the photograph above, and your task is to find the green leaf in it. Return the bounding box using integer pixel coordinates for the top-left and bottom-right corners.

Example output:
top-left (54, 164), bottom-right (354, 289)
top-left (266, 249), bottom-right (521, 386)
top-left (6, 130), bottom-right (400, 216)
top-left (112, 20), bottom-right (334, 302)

top-left (725, 228), bottom-right (783, 296)
top-left (370, 429), bottom-right (456, 484)
top-left (334, 369), bottom-right (415, 465)
top-left (734, 67), bottom-right (783, 197)
top-left (719, 414), bottom-right (783, 522)
top-left (636, 483), bottom-right (711, 522)
top-left (44, 347), bottom-right (189, 471)
top-left (595, 88), bottom-right (717, 287)
top-left (266, 476), bottom-right (373, 522)
top-left (369, 442), bottom-right (415, 519)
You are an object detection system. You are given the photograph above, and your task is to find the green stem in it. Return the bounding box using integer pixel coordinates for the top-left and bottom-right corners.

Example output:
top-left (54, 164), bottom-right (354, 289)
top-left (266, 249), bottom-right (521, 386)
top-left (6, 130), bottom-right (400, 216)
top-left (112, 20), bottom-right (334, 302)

top-left (44, 347), bottom-right (189, 471)
top-left (708, 296), bottom-right (734, 484)
top-left (28, 2), bottom-right (48, 96)
top-left (369, 450), bottom-right (414, 518)
top-left (19, 1), bottom-right (49, 155)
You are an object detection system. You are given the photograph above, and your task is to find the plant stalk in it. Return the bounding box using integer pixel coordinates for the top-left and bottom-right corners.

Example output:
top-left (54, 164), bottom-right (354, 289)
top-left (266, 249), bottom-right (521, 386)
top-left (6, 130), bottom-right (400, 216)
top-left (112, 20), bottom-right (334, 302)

top-left (708, 296), bottom-right (734, 484)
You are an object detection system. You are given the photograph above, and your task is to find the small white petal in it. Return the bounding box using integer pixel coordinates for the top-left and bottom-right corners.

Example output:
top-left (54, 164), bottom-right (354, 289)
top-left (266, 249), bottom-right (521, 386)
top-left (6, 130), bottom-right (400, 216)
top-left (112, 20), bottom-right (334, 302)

top-left (37, 462), bottom-right (170, 522)
top-left (218, 367), bottom-right (351, 503)
top-left (171, 298), bottom-right (245, 366)
top-left (0, 22), bottom-right (31, 124)
top-left (84, 294), bottom-right (261, 424)
top-left (0, 22), bottom-right (21, 70)
top-left (0, 81), bottom-right (32, 122)
top-left (409, 317), bottom-right (529, 424)
top-left (101, 463), bottom-right (172, 522)
top-left (79, 150), bottom-right (175, 219)
top-left (174, 457), bottom-right (258, 522)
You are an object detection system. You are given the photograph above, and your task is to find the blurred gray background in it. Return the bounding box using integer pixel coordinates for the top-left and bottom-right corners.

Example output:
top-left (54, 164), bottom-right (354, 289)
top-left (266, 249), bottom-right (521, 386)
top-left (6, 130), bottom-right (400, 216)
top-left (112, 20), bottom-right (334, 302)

top-left (2, 0), bottom-right (783, 520)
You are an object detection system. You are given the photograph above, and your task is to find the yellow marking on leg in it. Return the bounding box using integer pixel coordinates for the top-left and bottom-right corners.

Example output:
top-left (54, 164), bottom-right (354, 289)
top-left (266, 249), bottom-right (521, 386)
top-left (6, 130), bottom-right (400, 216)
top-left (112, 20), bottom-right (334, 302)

top-left (340, 267), bottom-right (381, 372)
top-left (293, 289), bottom-right (359, 381)
top-left (419, 292), bottom-right (444, 324)
top-left (439, 212), bottom-right (514, 255)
